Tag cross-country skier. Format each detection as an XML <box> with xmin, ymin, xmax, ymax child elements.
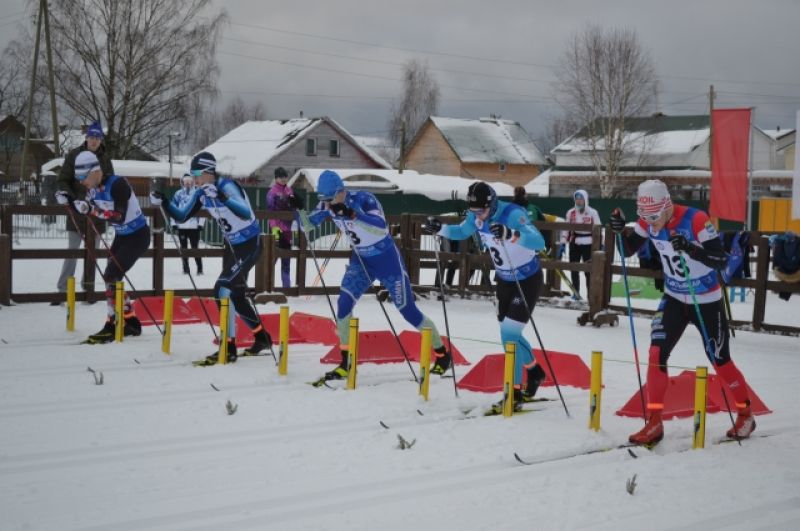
<box><xmin>422</xmin><ymin>181</ymin><xmax>547</xmax><ymax>413</ymax></box>
<box><xmin>152</xmin><ymin>152</ymin><xmax>271</xmax><ymax>364</ymax></box>
<box><xmin>609</xmin><ymin>179</ymin><xmax>756</xmax><ymax>444</ymax></box>
<box><xmin>297</xmin><ymin>170</ymin><xmax>451</xmax><ymax>382</ymax></box>
<box><xmin>55</xmin><ymin>150</ymin><xmax>148</xmax><ymax>344</ymax></box>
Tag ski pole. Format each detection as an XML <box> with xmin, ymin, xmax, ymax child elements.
<box><xmin>538</xmin><ymin>250</ymin><xmax>582</xmax><ymax>300</ymax></box>
<box><xmin>62</xmin><ymin>205</ymin><xmax>109</xmax><ymax>300</ymax></box>
<box><xmin>157</xmin><ymin>204</ymin><xmax>218</xmax><ymax>341</ymax></box>
<box><xmin>84</xmin><ymin>211</ymin><xmax>164</xmax><ymax>336</ymax></box>
<box><xmin>294</xmin><ymin>210</ymin><xmax>338</xmax><ymax>322</ymax></box>
<box><xmin>677</xmin><ymin>250</ymin><xmax>739</xmax><ymax>443</ymax></box>
<box><xmin>305</xmin><ymin>231</ymin><xmax>341</xmax><ymax>301</ymax></box>
<box><xmin>432</xmin><ymin>235</ymin><xmax>458</xmax><ymax>397</ymax></box>
<box><xmin>339</xmin><ymin>229</ymin><xmax>419</xmax><ymax>383</ymax></box>
<box><xmin>497</xmin><ymin>240</ymin><xmax>570</xmax><ymax>418</ymax></box>
<box><xmin>615</xmin><ymin>233</ymin><xmax>647</xmax><ymax>425</ymax></box>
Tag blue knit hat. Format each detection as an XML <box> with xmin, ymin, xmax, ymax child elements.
<box><xmin>86</xmin><ymin>121</ymin><xmax>104</xmax><ymax>138</ymax></box>
<box><xmin>317</xmin><ymin>170</ymin><xmax>345</xmax><ymax>200</ymax></box>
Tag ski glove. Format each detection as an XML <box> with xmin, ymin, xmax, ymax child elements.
<box><xmin>149</xmin><ymin>191</ymin><xmax>164</xmax><ymax>206</ymax></box>
<box><xmin>421</xmin><ymin>216</ymin><xmax>442</xmax><ymax>235</ymax></box>
<box><xmin>200</xmin><ymin>183</ymin><xmax>227</xmax><ymax>202</ymax></box>
<box><xmin>669</xmin><ymin>233</ymin><xmax>693</xmax><ymax>254</ymax></box>
<box><xmin>489</xmin><ymin>223</ymin><xmax>513</xmax><ymax>240</ymax></box>
<box><xmin>609</xmin><ymin>208</ymin><xmax>626</xmax><ymax>233</ymax></box>
<box><xmin>55</xmin><ymin>190</ymin><xmax>72</xmax><ymax>205</ymax></box>
<box><xmin>330</xmin><ymin>202</ymin><xmax>354</xmax><ymax>218</ymax></box>
<box><xmin>271</xmin><ymin>226</ymin><xmax>281</xmax><ymax>239</ymax></box>
<box><xmin>73</xmin><ymin>200</ymin><xmax>91</xmax><ymax>215</ymax></box>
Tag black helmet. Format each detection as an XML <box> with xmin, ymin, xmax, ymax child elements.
<box><xmin>467</xmin><ymin>181</ymin><xmax>497</xmax><ymax>213</ymax></box>
<box><xmin>274</xmin><ymin>166</ymin><xmax>288</xmax><ymax>179</ymax></box>
<box><xmin>190</xmin><ymin>151</ymin><xmax>216</xmax><ymax>175</ymax></box>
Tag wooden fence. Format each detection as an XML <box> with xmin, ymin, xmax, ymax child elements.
<box><xmin>1</xmin><ymin>205</ymin><xmax>798</xmax><ymax>336</ymax></box>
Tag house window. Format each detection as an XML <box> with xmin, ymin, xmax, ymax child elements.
<box><xmin>329</xmin><ymin>139</ymin><xmax>340</xmax><ymax>157</ymax></box>
<box><xmin>306</xmin><ymin>138</ymin><xmax>317</xmax><ymax>156</ymax></box>
<box><xmin>499</xmin><ymin>162</ymin><xmax>507</xmax><ymax>172</ymax></box>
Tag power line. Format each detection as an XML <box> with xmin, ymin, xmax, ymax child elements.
<box><xmin>218</xmin><ymin>49</ymin><xmax>561</xmax><ymax>101</ymax></box>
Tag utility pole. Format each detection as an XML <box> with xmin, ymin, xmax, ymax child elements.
<box><xmin>708</xmin><ymin>85</ymin><xmax>716</xmax><ymax>223</ymax></box>
<box><xmin>398</xmin><ymin>120</ymin><xmax>406</xmax><ymax>174</ymax></box>
<box><xmin>18</xmin><ymin>0</ymin><xmax>60</xmax><ymax>200</ymax></box>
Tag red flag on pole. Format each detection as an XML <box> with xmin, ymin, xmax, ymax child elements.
<box><xmin>709</xmin><ymin>108</ymin><xmax>751</xmax><ymax>222</ymax></box>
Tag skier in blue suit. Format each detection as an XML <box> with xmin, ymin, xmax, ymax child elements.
<box><xmin>297</xmin><ymin>170</ymin><xmax>450</xmax><ymax>381</ymax></box>
<box><xmin>423</xmin><ymin>181</ymin><xmax>547</xmax><ymax>410</ymax></box>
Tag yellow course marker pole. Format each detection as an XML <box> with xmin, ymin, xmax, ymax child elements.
<box><xmin>218</xmin><ymin>298</ymin><xmax>229</xmax><ymax>365</ymax></box>
<box><xmin>346</xmin><ymin>318</ymin><xmax>359</xmax><ymax>390</ymax></box>
<box><xmin>115</xmin><ymin>281</ymin><xmax>124</xmax><ymax>342</ymax></box>
<box><xmin>589</xmin><ymin>351</ymin><xmax>603</xmax><ymax>431</ymax></box>
<box><xmin>161</xmin><ymin>290</ymin><xmax>174</xmax><ymax>354</ymax></box>
<box><xmin>693</xmin><ymin>366</ymin><xmax>708</xmax><ymax>449</ymax></box>
<box><xmin>66</xmin><ymin>276</ymin><xmax>75</xmax><ymax>331</ymax></box>
<box><xmin>278</xmin><ymin>305</ymin><xmax>289</xmax><ymax>375</ymax></box>
<box><xmin>503</xmin><ymin>341</ymin><xmax>515</xmax><ymax>418</ymax></box>
<box><xmin>418</xmin><ymin>327</ymin><xmax>432</xmax><ymax>400</ymax></box>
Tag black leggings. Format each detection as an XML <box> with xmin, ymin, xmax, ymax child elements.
<box><xmin>178</xmin><ymin>228</ymin><xmax>202</xmax><ymax>271</ymax></box>
<box><xmin>214</xmin><ymin>237</ymin><xmax>262</xmax><ymax>331</ymax></box>
<box><xmin>496</xmin><ymin>270</ymin><xmax>543</xmax><ymax>322</ymax></box>
<box><xmin>568</xmin><ymin>242</ymin><xmax>592</xmax><ymax>292</ymax></box>
<box><xmin>104</xmin><ymin>226</ymin><xmax>151</xmax><ymax>283</ymax></box>
<box><xmin>651</xmin><ymin>295</ymin><xmax>730</xmax><ymax>366</ymax></box>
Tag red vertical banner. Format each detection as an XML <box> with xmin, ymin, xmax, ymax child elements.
<box><xmin>709</xmin><ymin>108</ymin><xmax>751</xmax><ymax>222</ymax></box>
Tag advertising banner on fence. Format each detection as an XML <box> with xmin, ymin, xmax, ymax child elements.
<box><xmin>710</xmin><ymin>108</ymin><xmax>751</xmax><ymax>223</ymax></box>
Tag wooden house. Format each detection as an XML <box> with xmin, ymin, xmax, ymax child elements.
<box><xmin>403</xmin><ymin>116</ymin><xmax>545</xmax><ymax>187</ymax></box>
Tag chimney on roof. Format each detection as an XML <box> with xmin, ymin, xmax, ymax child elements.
<box><xmin>299</xmin><ymin>110</ymin><xmax>304</xmax><ymax>118</ymax></box>
<box><xmin>776</xmin><ymin>126</ymin><xmax>781</xmax><ymax>132</ymax></box>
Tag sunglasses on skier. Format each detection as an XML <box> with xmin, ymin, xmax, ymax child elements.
<box><xmin>638</xmin><ymin>208</ymin><xmax>665</xmax><ymax>223</ymax></box>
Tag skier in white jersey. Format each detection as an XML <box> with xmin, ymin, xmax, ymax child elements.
<box><xmin>297</xmin><ymin>170</ymin><xmax>450</xmax><ymax>382</ymax></box>
<box><xmin>422</xmin><ymin>181</ymin><xmax>548</xmax><ymax>413</ymax></box>
<box><xmin>152</xmin><ymin>152</ymin><xmax>271</xmax><ymax>364</ymax></box>
<box><xmin>610</xmin><ymin>179</ymin><xmax>756</xmax><ymax>444</ymax></box>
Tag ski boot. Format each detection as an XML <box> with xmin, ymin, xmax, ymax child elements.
<box><xmin>242</xmin><ymin>327</ymin><xmax>272</xmax><ymax>356</ymax></box>
<box><xmin>124</xmin><ymin>315</ymin><xmax>142</xmax><ymax>337</ymax></box>
<box><xmin>310</xmin><ymin>353</ymin><xmax>349</xmax><ymax>387</ymax></box>
<box><xmin>628</xmin><ymin>410</ymin><xmax>664</xmax><ymax>446</ymax></box>
<box><xmin>196</xmin><ymin>340</ymin><xmax>238</xmax><ymax>366</ymax></box>
<box><xmin>83</xmin><ymin>318</ymin><xmax>116</xmax><ymax>344</ymax></box>
<box><xmin>521</xmin><ymin>364</ymin><xmax>546</xmax><ymax>402</ymax></box>
<box><xmin>487</xmin><ymin>389</ymin><xmax>524</xmax><ymax>416</ymax></box>
<box><xmin>726</xmin><ymin>403</ymin><xmax>756</xmax><ymax>439</ymax></box>
<box><xmin>431</xmin><ymin>347</ymin><xmax>451</xmax><ymax>376</ymax></box>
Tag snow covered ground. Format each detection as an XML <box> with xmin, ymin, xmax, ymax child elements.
<box><xmin>2</xmin><ymin>240</ymin><xmax>800</xmax><ymax>530</ymax></box>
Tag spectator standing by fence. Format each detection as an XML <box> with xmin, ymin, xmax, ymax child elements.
<box><xmin>53</xmin><ymin>121</ymin><xmax>113</xmax><ymax>304</ymax></box>
<box><xmin>171</xmin><ymin>174</ymin><xmax>204</xmax><ymax>275</ymax></box>
<box><xmin>559</xmin><ymin>189</ymin><xmax>600</xmax><ymax>298</ymax></box>
<box><xmin>267</xmin><ymin>167</ymin><xmax>301</xmax><ymax>288</ymax></box>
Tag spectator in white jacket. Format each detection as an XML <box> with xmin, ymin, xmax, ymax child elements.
<box><xmin>559</xmin><ymin>189</ymin><xmax>600</xmax><ymax>297</ymax></box>
<box><xmin>172</xmin><ymin>174</ymin><xmax>205</xmax><ymax>275</ymax></box>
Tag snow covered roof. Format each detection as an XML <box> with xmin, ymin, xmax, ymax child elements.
<box><xmin>291</xmin><ymin>168</ymin><xmax>515</xmax><ymax>201</ymax></box>
<box><xmin>200</xmin><ymin>117</ymin><xmax>390</xmax><ymax>178</ymax></box>
<box><xmin>762</xmin><ymin>128</ymin><xmax>795</xmax><ymax>141</ymax></box>
<box><xmin>42</xmin><ymin>158</ymin><xmax>189</xmax><ymax>179</ymax></box>
<box><xmin>524</xmin><ymin>168</ymin><xmax>551</xmax><ymax>197</ymax></box>
<box><xmin>427</xmin><ymin>116</ymin><xmax>545</xmax><ymax>165</ymax></box>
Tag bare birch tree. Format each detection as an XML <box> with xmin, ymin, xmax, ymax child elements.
<box><xmin>388</xmin><ymin>59</ymin><xmax>440</xmax><ymax>163</ymax></box>
<box><xmin>186</xmin><ymin>96</ymin><xmax>268</xmax><ymax>153</ymax></box>
<box><xmin>555</xmin><ymin>25</ymin><xmax>658</xmax><ymax>197</ymax></box>
<box><xmin>42</xmin><ymin>0</ymin><xmax>226</xmax><ymax>159</ymax></box>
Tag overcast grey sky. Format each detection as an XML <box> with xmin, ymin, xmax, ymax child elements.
<box><xmin>2</xmin><ymin>0</ymin><xmax>799</xmax><ymax>142</ymax></box>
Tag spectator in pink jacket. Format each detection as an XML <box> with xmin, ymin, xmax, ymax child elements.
<box><xmin>266</xmin><ymin>167</ymin><xmax>302</xmax><ymax>287</ymax></box>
